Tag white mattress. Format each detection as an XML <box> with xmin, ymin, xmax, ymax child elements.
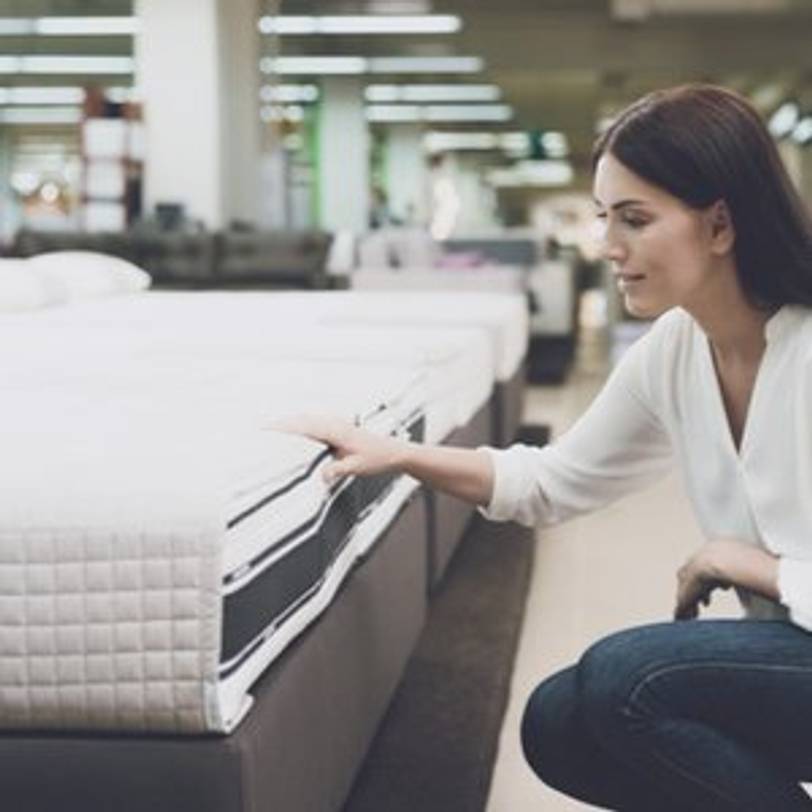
<box><xmin>34</xmin><ymin>289</ymin><xmax>528</xmax><ymax>382</ymax></box>
<box><xmin>0</xmin><ymin>288</ymin><xmax>519</xmax><ymax>734</ymax></box>
<box><xmin>8</xmin><ymin>295</ymin><xmax>495</xmax><ymax>443</ymax></box>
<box><xmin>0</xmin><ymin>338</ymin><xmax>427</xmax><ymax>734</ymax></box>
<box><xmin>303</xmin><ymin>290</ymin><xmax>527</xmax><ymax>382</ymax></box>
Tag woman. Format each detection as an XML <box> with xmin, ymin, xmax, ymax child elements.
<box><xmin>281</xmin><ymin>85</ymin><xmax>812</xmax><ymax>809</ymax></box>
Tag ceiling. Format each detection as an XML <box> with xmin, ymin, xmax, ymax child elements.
<box><xmin>1</xmin><ymin>0</ymin><xmax>811</xmax><ymax>172</ymax></box>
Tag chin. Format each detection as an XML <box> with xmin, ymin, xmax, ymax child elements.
<box><xmin>623</xmin><ymin>295</ymin><xmax>670</xmax><ymax>320</ymax></box>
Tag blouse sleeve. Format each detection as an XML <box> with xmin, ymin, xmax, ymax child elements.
<box><xmin>777</xmin><ymin>559</ymin><xmax>812</xmax><ymax>631</ymax></box>
<box><xmin>480</xmin><ymin>327</ymin><xmax>674</xmax><ymax>527</ymax></box>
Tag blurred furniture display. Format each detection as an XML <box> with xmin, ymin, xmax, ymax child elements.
<box><xmin>81</xmin><ymin>89</ymin><xmax>144</xmax><ymax>232</ymax></box>
<box><xmin>11</xmin><ymin>228</ymin><xmax>334</xmax><ymax>290</ymax></box>
<box><xmin>217</xmin><ymin>230</ymin><xmax>331</xmax><ymax>287</ymax></box>
<box><xmin>353</xmin><ymin>230</ymin><xmax>579</xmax><ymax>383</ymax></box>
<box><xmin>443</xmin><ymin>236</ymin><xmax>537</xmax><ymax>267</ymax></box>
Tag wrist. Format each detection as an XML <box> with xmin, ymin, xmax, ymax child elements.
<box><xmin>392</xmin><ymin>438</ymin><xmax>419</xmax><ymax>474</ymax></box>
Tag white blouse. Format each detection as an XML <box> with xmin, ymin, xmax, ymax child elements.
<box><xmin>483</xmin><ymin>305</ymin><xmax>812</xmax><ymax>631</ymax></box>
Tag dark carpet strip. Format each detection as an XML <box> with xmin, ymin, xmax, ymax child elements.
<box><xmin>343</xmin><ymin>513</ymin><xmax>536</xmax><ymax>812</ymax></box>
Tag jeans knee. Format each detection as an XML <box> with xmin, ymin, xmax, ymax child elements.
<box><xmin>520</xmin><ymin>670</ymin><xmax>580</xmax><ymax>790</ymax></box>
<box><xmin>577</xmin><ymin>628</ymin><xmax>658</xmax><ymax>744</ymax></box>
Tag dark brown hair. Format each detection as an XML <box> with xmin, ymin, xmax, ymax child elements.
<box><xmin>592</xmin><ymin>84</ymin><xmax>812</xmax><ymax>309</ymax></box>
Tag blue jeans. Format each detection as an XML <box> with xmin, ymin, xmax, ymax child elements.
<box><xmin>521</xmin><ymin>620</ymin><xmax>812</xmax><ymax>811</ymax></box>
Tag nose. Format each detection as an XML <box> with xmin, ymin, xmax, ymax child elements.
<box><xmin>598</xmin><ymin>228</ymin><xmax>627</xmax><ymax>265</ymax></box>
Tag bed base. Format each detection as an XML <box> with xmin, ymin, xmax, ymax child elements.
<box><xmin>0</xmin><ymin>495</ymin><xmax>428</xmax><ymax>812</ymax></box>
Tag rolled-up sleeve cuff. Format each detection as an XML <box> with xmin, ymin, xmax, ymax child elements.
<box><xmin>777</xmin><ymin>557</ymin><xmax>812</xmax><ymax>632</ymax></box>
<box><xmin>477</xmin><ymin>445</ymin><xmax>524</xmax><ymax>523</ymax></box>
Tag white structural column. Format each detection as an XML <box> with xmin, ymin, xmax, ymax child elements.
<box><xmin>384</xmin><ymin>123</ymin><xmax>429</xmax><ymax>226</ymax></box>
<box><xmin>135</xmin><ymin>0</ymin><xmax>260</xmax><ymax>229</ymax></box>
<box><xmin>318</xmin><ymin>77</ymin><xmax>369</xmax><ymax>232</ymax></box>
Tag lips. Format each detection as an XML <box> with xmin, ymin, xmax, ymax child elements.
<box><xmin>615</xmin><ymin>273</ymin><xmax>646</xmax><ymax>293</ymax></box>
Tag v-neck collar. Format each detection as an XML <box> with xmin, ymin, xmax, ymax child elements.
<box><xmin>698</xmin><ymin>306</ymin><xmax>787</xmax><ymax>461</ymax></box>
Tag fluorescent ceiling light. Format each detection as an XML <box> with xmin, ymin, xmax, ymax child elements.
<box><xmin>260</xmin><ymin>84</ymin><xmax>319</xmax><ymax>103</ymax></box>
<box><xmin>258</xmin><ymin>15</ymin><xmax>460</xmax><ymax>35</ymax></box>
<box><xmin>0</xmin><ymin>19</ymin><xmax>33</xmax><ymax>34</ymax></box>
<box><xmin>35</xmin><ymin>17</ymin><xmax>138</xmax><ymax>35</ymax></box>
<box><xmin>260</xmin><ymin>104</ymin><xmax>305</xmax><ymax>123</ymax></box>
<box><xmin>0</xmin><ymin>106</ymin><xmax>81</xmax><ymax>125</ymax></box>
<box><xmin>424</xmin><ymin>130</ymin><xmax>530</xmax><ymax>153</ymax></box>
<box><xmin>488</xmin><ymin>160</ymin><xmax>574</xmax><ymax>188</ymax></box>
<box><xmin>423</xmin><ymin>104</ymin><xmax>512</xmax><ymax>122</ymax></box>
<box><xmin>367</xmin><ymin>104</ymin><xmax>512</xmax><ymax>123</ymax></box>
<box><xmin>768</xmin><ymin>101</ymin><xmax>800</xmax><ymax>138</ymax></box>
<box><xmin>0</xmin><ymin>17</ymin><xmax>137</xmax><ymax>35</ymax></box>
<box><xmin>369</xmin><ymin>56</ymin><xmax>483</xmax><ymax>73</ymax></box>
<box><xmin>541</xmin><ymin>131</ymin><xmax>568</xmax><ymax>156</ymax></box>
<box><xmin>0</xmin><ymin>56</ymin><xmax>134</xmax><ymax>74</ymax></box>
<box><xmin>261</xmin><ymin>56</ymin><xmax>366</xmax><ymax>75</ymax></box>
<box><xmin>261</xmin><ymin>56</ymin><xmax>482</xmax><ymax>76</ymax></box>
<box><xmin>0</xmin><ymin>86</ymin><xmax>84</xmax><ymax>105</ymax></box>
<box><xmin>366</xmin><ymin>84</ymin><xmax>501</xmax><ymax>103</ymax></box>
<box><xmin>791</xmin><ymin>116</ymin><xmax>812</xmax><ymax>146</ymax></box>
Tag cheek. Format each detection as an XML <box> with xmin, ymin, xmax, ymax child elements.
<box><xmin>638</xmin><ymin>220</ymin><xmax>708</xmax><ymax>276</ymax></box>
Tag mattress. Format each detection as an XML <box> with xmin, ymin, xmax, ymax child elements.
<box><xmin>0</xmin><ymin>347</ymin><xmax>427</xmax><ymax>734</ymax></box>
<box><xmin>9</xmin><ymin>297</ymin><xmax>494</xmax><ymax>444</ymax></box>
<box><xmin>313</xmin><ymin>291</ymin><xmax>528</xmax><ymax>383</ymax></box>
<box><xmin>33</xmin><ymin>289</ymin><xmax>527</xmax><ymax>383</ymax></box>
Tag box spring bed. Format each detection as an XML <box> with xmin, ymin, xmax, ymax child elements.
<box><xmin>0</xmin><ymin>288</ymin><xmax>528</xmax><ymax>810</ymax></box>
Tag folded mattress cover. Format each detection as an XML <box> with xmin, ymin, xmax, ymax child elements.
<box><xmin>0</xmin><ymin>348</ymin><xmax>426</xmax><ymax>734</ymax></box>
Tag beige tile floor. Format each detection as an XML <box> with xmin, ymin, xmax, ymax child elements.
<box><xmin>485</xmin><ymin>330</ymin><xmax>740</xmax><ymax>812</ymax></box>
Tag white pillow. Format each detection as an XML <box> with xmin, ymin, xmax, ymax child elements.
<box><xmin>0</xmin><ymin>258</ymin><xmax>65</xmax><ymax>312</ymax></box>
<box><xmin>27</xmin><ymin>250</ymin><xmax>151</xmax><ymax>300</ymax></box>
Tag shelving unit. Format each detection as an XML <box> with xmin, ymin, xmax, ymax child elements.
<box><xmin>80</xmin><ymin>88</ymin><xmax>143</xmax><ymax>232</ymax></box>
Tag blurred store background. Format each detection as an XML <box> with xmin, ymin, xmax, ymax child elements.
<box><xmin>0</xmin><ymin>0</ymin><xmax>811</xmax><ymax>379</ymax></box>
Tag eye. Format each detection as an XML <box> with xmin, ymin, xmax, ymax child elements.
<box><xmin>621</xmin><ymin>212</ymin><xmax>649</xmax><ymax>229</ymax></box>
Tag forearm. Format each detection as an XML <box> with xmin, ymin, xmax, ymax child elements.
<box><xmin>708</xmin><ymin>541</ymin><xmax>780</xmax><ymax>602</ymax></box>
<box><xmin>397</xmin><ymin>441</ymin><xmax>495</xmax><ymax>507</ymax></box>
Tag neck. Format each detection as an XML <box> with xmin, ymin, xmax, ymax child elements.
<box><xmin>684</xmin><ymin>272</ymin><xmax>775</xmax><ymax>364</ymax></box>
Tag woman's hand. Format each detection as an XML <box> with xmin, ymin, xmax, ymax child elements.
<box><xmin>674</xmin><ymin>538</ymin><xmax>780</xmax><ymax>620</ymax></box>
<box><xmin>271</xmin><ymin>414</ymin><xmax>407</xmax><ymax>484</ymax></box>
<box><xmin>674</xmin><ymin>541</ymin><xmax>731</xmax><ymax>620</ymax></box>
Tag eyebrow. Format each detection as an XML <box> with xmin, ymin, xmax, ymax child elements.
<box><xmin>593</xmin><ymin>198</ymin><xmax>648</xmax><ymax>210</ymax></box>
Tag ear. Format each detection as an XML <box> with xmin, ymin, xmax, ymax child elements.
<box><xmin>708</xmin><ymin>200</ymin><xmax>735</xmax><ymax>256</ymax></box>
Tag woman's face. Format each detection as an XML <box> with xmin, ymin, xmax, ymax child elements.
<box><xmin>593</xmin><ymin>152</ymin><xmax>724</xmax><ymax>319</ymax></box>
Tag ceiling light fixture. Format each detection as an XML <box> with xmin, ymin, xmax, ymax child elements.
<box><xmin>0</xmin><ymin>17</ymin><xmax>137</xmax><ymax>36</ymax></box>
<box><xmin>258</xmin><ymin>15</ymin><xmax>461</xmax><ymax>35</ymax></box>
<box><xmin>261</xmin><ymin>56</ymin><xmax>367</xmax><ymax>75</ymax></box>
<box><xmin>488</xmin><ymin>160</ymin><xmax>574</xmax><ymax>188</ymax></box>
<box><xmin>768</xmin><ymin>101</ymin><xmax>800</xmax><ymax>138</ymax></box>
<box><xmin>259</xmin><ymin>84</ymin><xmax>320</xmax><ymax>103</ymax></box>
<box><xmin>424</xmin><ymin>131</ymin><xmax>530</xmax><ymax>153</ymax></box>
<box><xmin>0</xmin><ymin>86</ymin><xmax>85</xmax><ymax>105</ymax></box>
<box><xmin>369</xmin><ymin>56</ymin><xmax>483</xmax><ymax>73</ymax></box>
<box><xmin>367</xmin><ymin>104</ymin><xmax>513</xmax><ymax>123</ymax></box>
<box><xmin>0</xmin><ymin>56</ymin><xmax>134</xmax><ymax>74</ymax></box>
<box><xmin>261</xmin><ymin>56</ymin><xmax>483</xmax><ymax>76</ymax></box>
<box><xmin>791</xmin><ymin>116</ymin><xmax>812</xmax><ymax>146</ymax></box>
<box><xmin>0</xmin><ymin>106</ymin><xmax>82</xmax><ymax>125</ymax></box>
<box><xmin>365</xmin><ymin>84</ymin><xmax>501</xmax><ymax>103</ymax></box>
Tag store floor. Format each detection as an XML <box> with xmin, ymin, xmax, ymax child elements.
<box><xmin>485</xmin><ymin>328</ymin><xmax>740</xmax><ymax>811</ymax></box>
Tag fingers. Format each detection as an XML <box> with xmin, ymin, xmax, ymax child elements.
<box><xmin>322</xmin><ymin>456</ymin><xmax>359</xmax><ymax>485</ymax></box>
<box><xmin>267</xmin><ymin>413</ymin><xmax>346</xmax><ymax>444</ymax></box>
